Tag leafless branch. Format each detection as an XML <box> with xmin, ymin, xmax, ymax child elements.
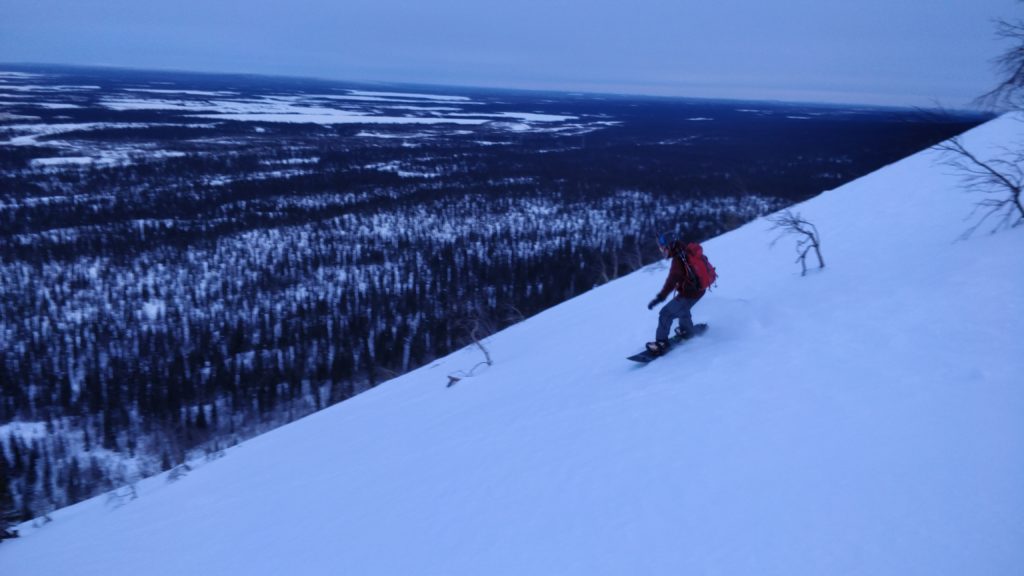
<box><xmin>446</xmin><ymin>304</ymin><xmax>495</xmax><ymax>387</ymax></box>
<box><xmin>935</xmin><ymin>136</ymin><xmax>1024</xmax><ymax>238</ymax></box>
<box><xmin>769</xmin><ymin>210</ymin><xmax>825</xmax><ymax>276</ymax></box>
<box><xmin>976</xmin><ymin>17</ymin><xmax>1024</xmax><ymax>110</ymax></box>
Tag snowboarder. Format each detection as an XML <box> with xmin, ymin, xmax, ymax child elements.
<box><xmin>645</xmin><ymin>234</ymin><xmax>707</xmax><ymax>356</ymax></box>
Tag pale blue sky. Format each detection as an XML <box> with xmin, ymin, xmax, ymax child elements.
<box><xmin>0</xmin><ymin>0</ymin><xmax>1019</xmax><ymax>107</ymax></box>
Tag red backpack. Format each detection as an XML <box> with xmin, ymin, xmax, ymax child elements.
<box><xmin>682</xmin><ymin>242</ymin><xmax>717</xmax><ymax>290</ymax></box>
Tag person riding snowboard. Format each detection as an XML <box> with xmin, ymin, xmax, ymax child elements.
<box><xmin>646</xmin><ymin>233</ymin><xmax>708</xmax><ymax>355</ymax></box>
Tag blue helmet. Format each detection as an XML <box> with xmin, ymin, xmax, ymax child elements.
<box><xmin>657</xmin><ymin>232</ymin><xmax>675</xmax><ymax>250</ymax></box>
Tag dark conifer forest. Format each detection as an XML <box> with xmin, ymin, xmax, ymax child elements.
<box><xmin>0</xmin><ymin>65</ymin><xmax>987</xmax><ymax>523</ymax></box>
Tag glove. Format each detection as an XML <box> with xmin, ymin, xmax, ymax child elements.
<box><xmin>647</xmin><ymin>296</ymin><xmax>664</xmax><ymax>310</ymax></box>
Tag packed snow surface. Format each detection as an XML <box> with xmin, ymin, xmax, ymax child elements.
<box><xmin>3</xmin><ymin>115</ymin><xmax>1023</xmax><ymax>576</ymax></box>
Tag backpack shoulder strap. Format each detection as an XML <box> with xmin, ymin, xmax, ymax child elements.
<box><xmin>674</xmin><ymin>249</ymin><xmax>697</xmax><ymax>285</ymax></box>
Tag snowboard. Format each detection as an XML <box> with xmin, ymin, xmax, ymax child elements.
<box><xmin>627</xmin><ymin>323</ymin><xmax>708</xmax><ymax>363</ymax></box>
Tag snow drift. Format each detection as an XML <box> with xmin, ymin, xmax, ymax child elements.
<box><xmin>3</xmin><ymin>114</ymin><xmax>1023</xmax><ymax>576</ymax></box>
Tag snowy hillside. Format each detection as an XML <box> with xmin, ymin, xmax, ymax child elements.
<box><xmin>3</xmin><ymin>114</ymin><xmax>1023</xmax><ymax>576</ymax></box>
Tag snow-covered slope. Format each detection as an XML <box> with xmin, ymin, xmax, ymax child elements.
<box><xmin>4</xmin><ymin>115</ymin><xmax>1023</xmax><ymax>576</ymax></box>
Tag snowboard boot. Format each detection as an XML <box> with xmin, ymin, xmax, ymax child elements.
<box><xmin>645</xmin><ymin>339</ymin><xmax>670</xmax><ymax>355</ymax></box>
<box><xmin>676</xmin><ymin>323</ymin><xmax>707</xmax><ymax>339</ymax></box>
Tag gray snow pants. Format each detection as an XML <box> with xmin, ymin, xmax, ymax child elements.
<box><xmin>655</xmin><ymin>297</ymin><xmax>699</xmax><ymax>341</ymax></box>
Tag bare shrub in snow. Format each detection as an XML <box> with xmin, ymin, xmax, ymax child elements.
<box><xmin>936</xmin><ymin>136</ymin><xmax>1024</xmax><ymax>237</ymax></box>
<box><xmin>769</xmin><ymin>210</ymin><xmax>825</xmax><ymax>276</ymax></box>
<box><xmin>938</xmin><ymin>10</ymin><xmax>1024</xmax><ymax>236</ymax></box>
<box><xmin>446</xmin><ymin>303</ymin><xmax>497</xmax><ymax>387</ymax></box>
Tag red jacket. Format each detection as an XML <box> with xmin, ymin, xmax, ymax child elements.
<box><xmin>657</xmin><ymin>242</ymin><xmax>706</xmax><ymax>301</ymax></box>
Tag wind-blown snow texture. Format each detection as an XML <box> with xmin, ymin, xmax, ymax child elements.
<box><xmin>4</xmin><ymin>114</ymin><xmax>1023</xmax><ymax>576</ymax></box>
